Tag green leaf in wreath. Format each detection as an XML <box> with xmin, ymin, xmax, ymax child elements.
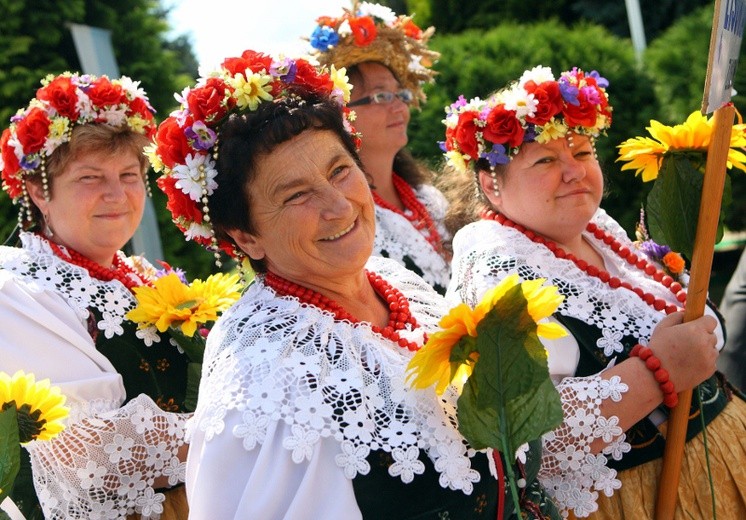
<box><xmin>0</xmin><ymin>406</ymin><xmax>21</xmax><ymax>502</ymax></box>
<box><xmin>647</xmin><ymin>153</ymin><xmax>731</xmax><ymax>260</ymax></box>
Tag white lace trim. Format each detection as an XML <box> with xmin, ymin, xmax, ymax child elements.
<box><xmin>190</xmin><ymin>256</ymin><xmax>484</xmax><ymax>494</ymax></box>
<box><xmin>26</xmin><ymin>395</ymin><xmax>189</xmax><ymax>520</ymax></box>
<box><xmin>0</xmin><ymin>232</ymin><xmax>155</xmax><ymax>340</ymax></box>
<box><xmin>448</xmin><ymin>209</ymin><xmax>660</xmax><ymax>517</ymax></box>
<box><xmin>373</xmin><ymin>184</ymin><xmax>451</xmax><ymax>290</ymax></box>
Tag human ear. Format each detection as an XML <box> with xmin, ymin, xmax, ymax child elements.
<box><xmin>477</xmin><ymin>169</ymin><xmax>502</xmax><ymax>210</ymax></box>
<box><xmin>25</xmin><ymin>179</ymin><xmax>49</xmax><ymax>213</ymax></box>
<box><xmin>226</xmin><ymin>228</ymin><xmax>265</xmax><ymax>261</ymax></box>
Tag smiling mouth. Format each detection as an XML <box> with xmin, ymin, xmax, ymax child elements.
<box><xmin>319</xmin><ymin>221</ymin><xmax>356</xmax><ymax>241</ymax></box>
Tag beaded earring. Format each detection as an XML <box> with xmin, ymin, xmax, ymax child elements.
<box><xmin>489</xmin><ymin>169</ymin><xmax>500</xmax><ymax>197</ymax></box>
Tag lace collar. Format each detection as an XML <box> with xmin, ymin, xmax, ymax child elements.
<box><xmin>190</xmin><ymin>256</ymin><xmax>487</xmax><ymax>494</ymax></box>
<box><xmin>449</xmin><ymin>209</ymin><xmax>677</xmax><ymax>359</ymax></box>
<box><xmin>373</xmin><ymin>184</ymin><xmax>451</xmax><ymax>290</ymax></box>
<box><xmin>0</xmin><ymin>231</ymin><xmax>153</xmax><ymax>340</ymax></box>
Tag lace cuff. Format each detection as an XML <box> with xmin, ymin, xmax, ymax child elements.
<box><xmin>539</xmin><ymin>375</ymin><xmax>631</xmax><ymax>518</ymax></box>
<box><xmin>26</xmin><ymin>394</ymin><xmax>189</xmax><ymax>520</ymax></box>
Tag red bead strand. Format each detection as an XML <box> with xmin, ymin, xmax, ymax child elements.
<box><xmin>44</xmin><ymin>236</ymin><xmax>149</xmax><ymax>291</ymax></box>
<box><xmin>264</xmin><ymin>270</ymin><xmax>424</xmax><ymax>352</ymax></box>
<box><xmin>373</xmin><ymin>173</ymin><xmax>444</xmax><ymax>254</ymax></box>
<box><xmin>629</xmin><ymin>344</ymin><xmax>679</xmax><ymax>408</ymax></box>
<box><xmin>480</xmin><ymin>209</ymin><xmax>685</xmax><ymax>316</ymax></box>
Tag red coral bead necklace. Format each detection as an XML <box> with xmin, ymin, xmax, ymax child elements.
<box><xmin>43</xmin><ymin>235</ymin><xmax>149</xmax><ymax>291</ymax></box>
<box><xmin>372</xmin><ymin>173</ymin><xmax>444</xmax><ymax>255</ymax></box>
<box><xmin>480</xmin><ymin>209</ymin><xmax>686</xmax><ymax>315</ymax></box>
<box><xmin>264</xmin><ymin>270</ymin><xmax>424</xmax><ymax>352</ymax></box>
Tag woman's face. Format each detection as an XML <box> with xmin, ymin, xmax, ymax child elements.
<box><xmin>484</xmin><ymin>135</ymin><xmax>604</xmax><ymax>245</ymax></box>
<box><xmin>28</xmin><ymin>150</ymin><xmax>146</xmax><ymax>265</ymax></box>
<box><xmin>229</xmin><ymin>129</ymin><xmax>376</xmax><ymax>288</ymax></box>
<box><xmin>349</xmin><ymin>62</ymin><xmax>410</xmax><ymax>159</ymax></box>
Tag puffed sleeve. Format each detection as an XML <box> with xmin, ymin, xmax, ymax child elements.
<box><xmin>186</xmin><ymin>409</ymin><xmax>361</xmax><ymax>520</ymax></box>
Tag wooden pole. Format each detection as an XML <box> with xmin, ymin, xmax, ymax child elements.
<box><xmin>654</xmin><ymin>103</ymin><xmax>735</xmax><ymax>519</ymax></box>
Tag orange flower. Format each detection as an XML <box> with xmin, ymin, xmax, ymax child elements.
<box><xmin>662</xmin><ymin>251</ymin><xmax>686</xmax><ymax>274</ymax></box>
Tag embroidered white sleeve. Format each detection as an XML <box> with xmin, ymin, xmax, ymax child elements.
<box><xmin>538</xmin><ymin>375</ymin><xmax>629</xmax><ymax>518</ymax></box>
<box><xmin>26</xmin><ymin>395</ymin><xmax>189</xmax><ymax>520</ymax></box>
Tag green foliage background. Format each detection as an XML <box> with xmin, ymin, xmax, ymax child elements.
<box><xmin>0</xmin><ymin>0</ymin><xmax>743</xmax><ymax>276</ymax></box>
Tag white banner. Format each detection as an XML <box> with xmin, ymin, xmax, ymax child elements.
<box><xmin>703</xmin><ymin>0</ymin><xmax>746</xmax><ymax>113</ymax></box>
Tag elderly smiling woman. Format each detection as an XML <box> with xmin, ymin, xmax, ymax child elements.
<box><xmin>151</xmin><ymin>50</ymin><xmax>559</xmax><ymax>519</ymax></box>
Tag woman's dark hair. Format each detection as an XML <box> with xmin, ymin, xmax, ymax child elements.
<box><xmin>209</xmin><ymin>90</ymin><xmax>361</xmax><ymax>273</ymax></box>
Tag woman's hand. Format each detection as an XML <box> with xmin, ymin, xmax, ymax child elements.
<box><xmin>648</xmin><ymin>311</ymin><xmax>718</xmax><ymax>392</ymax></box>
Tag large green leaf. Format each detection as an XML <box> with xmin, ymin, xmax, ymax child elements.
<box><xmin>647</xmin><ymin>153</ymin><xmax>731</xmax><ymax>259</ymax></box>
<box><xmin>184</xmin><ymin>362</ymin><xmax>202</xmax><ymax>413</ymax></box>
<box><xmin>0</xmin><ymin>406</ymin><xmax>20</xmax><ymax>502</ymax></box>
<box><xmin>456</xmin><ymin>285</ymin><xmax>563</xmax><ymax>454</ymax></box>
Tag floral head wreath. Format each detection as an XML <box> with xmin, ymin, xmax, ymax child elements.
<box><xmin>441</xmin><ymin>66</ymin><xmax>613</xmax><ymax>174</ymax></box>
<box><xmin>308</xmin><ymin>1</ymin><xmax>439</xmax><ymax>107</ymax></box>
<box><xmin>148</xmin><ymin>49</ymin><xmax>358</xmax><ymax>263</ymax></box>
<box><xmin>0</xmin><ymin>72</ymin><xmax>157</xmax><ymax>226</ymax></box>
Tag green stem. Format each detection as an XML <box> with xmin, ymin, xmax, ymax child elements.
<box><xmin>697</xmin><ymin>385</ymin><xmax>716</xmax><ymax>519</ymax></box>
<box><xmin>499</xmin><ymin>410</ymin><xmax>522</xmax><ymax>517</ymax></box>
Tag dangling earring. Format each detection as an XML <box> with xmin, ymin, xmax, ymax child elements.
<box><xmin>489</xmin><ymin>170</ymin><xmax>500</xmax><ymax>197</ymax></box>
<box><xmin>43</xmin><ymin>213</ymin><xmax>54</xmax><ymax>237</ymax></box>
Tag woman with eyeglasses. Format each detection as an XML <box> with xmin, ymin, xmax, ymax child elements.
<box><xmin>308</xmin><ymin>1</ymin><xmax>451</xmax><ymax>294</ymax></box>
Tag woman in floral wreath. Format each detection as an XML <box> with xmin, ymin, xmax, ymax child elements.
<box><xmin>0</xmin><ymin>73</ymin><xmax>190</xmax><ymax>519</ymax></box>
<box><xmin>151</xmin><ymin>49</ymin><xmax>561</xmax><ymax>519</ymax></box>
<box><xmin>307</xmin><ymin>1</ymin><xmax>451</xmax><ymax>294</ymax></box>
<box><xmin>440</xmin><ymin>65</ymin><xmax>746</xmax><ymax>518</ymax></box>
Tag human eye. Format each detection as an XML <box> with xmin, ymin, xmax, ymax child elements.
<box><xmin>122</xmin><ymin>171</ymin><xmax>142</xmax><ymax>182</ymax></box>
<box><xmin>283</xmin><ymin>190</ymin><xmax>308</xmax><ymax>204</ymax></box>
<box><xmin>532</xmin><ymin>156</ymin><xmax>554</xmax><ymax>166</ymax></box>
<box><xmin>372</xmin><ymin>91</ymin><xmax>394</xmax><ymax>104</ymax></box>
<box><xmin>330</xmin><ymin>164</ymin><xmax>351</xmax><ymax>181</ymax></box>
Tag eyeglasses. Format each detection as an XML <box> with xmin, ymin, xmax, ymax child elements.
<box><xmin>347</xmin><ymin>89</ymin><xmax>414</xmax><ymax>107</ymax></box>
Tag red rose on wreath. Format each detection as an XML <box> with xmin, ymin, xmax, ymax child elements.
<box><xmin>188</xmin><ymin>78</ymin><xmax>232</xmax><ymax>123</ymax></box>
<box><xmin>157</xmin><ymin>175</ymin><xmax>203</xmax><ymax>224</ymax></box>
<box><xmin>350</xmin><ymin>17</ymin><xmax>377</xmax><ymax>46</ymax></box>
<box><xmin>0</xmin><ymin>130</ymin><xmax>21</xmax><ymax>197</ymax></box>
<box><xmin>87</xmin><ymin>77</ymin><xmax>126</xmax><ymax>108</ymax></box>
<box><xmin>562</xmin><ymin>86</ymin><xmax>605</xmax><ymax>128</ymax></box>
<box><xmin>36</xmin><ymin>76</ymin><xmax>79</xmax><ymax>119</ymax></box>
<box><xmin>15</xmin><ymin>107</ymin><xmax>51</xmax><ymax>154</ymax></box>
<box><xmin>453</xmin><ymin>110</ymin><xmax>482</xmax><ymax>160</ymax></box>
<box><xmin>222</xmin><ymin>50</ymin><xmax>273</xmax><ymax>77</ymax></box>
<box><xmin>524</xmin><ymin>81</ymin><xmax>563</xmax><ymax>127</ymax></box>
<box><xmin>155</xmin><ymin>118</ymin><xmax>192</xmax><ymax>170</ymax></box>
<box><xmin>293</xmin><ymin>60</ymin><xmax>334</xmax><ymax>95</ymax></box>
<box><xmin>484</xmin><ymin>105</ymin><xmax>525</xmax><ymax>149</ymax></box>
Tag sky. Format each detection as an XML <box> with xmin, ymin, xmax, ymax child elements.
<box><xmin>166</xmin><ymin>0</ymin><xmax>349</xmax><ymax>70</ymax></box>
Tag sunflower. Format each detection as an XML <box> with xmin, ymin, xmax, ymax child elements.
<box><xmin>0</xmin><ymin>371</ymin><xmax>69</xmax><ymax>443</ymax></box>
<box><xmin>406</xmin><ymin>274</ymin><xmax>566</xmax><ymax>394</ymax></box>
<box><xmin>617</xmin><ymin>110</ymin><xmax>746</xmax><ymax>181</ymax></box>
<box><xmin>127</xmin><ymin>272</ymin><xmax>242</xmax><ymax>337</ymax></box>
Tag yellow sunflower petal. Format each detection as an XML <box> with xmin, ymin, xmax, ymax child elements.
<box><xmin>537</xmin><ymin>322</ymin><xmax>569</xmax><ymax>340</ymax></box>
<box><xmin>0</xmin><ymin>371</ymin><xmax>69</xmax><ymax>443</ymax></box>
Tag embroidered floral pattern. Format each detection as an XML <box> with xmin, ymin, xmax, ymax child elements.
<box><xmin>190</xmin><ymin>257</ymin><xmax>483</xmax><ymax>493</ymax></box>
